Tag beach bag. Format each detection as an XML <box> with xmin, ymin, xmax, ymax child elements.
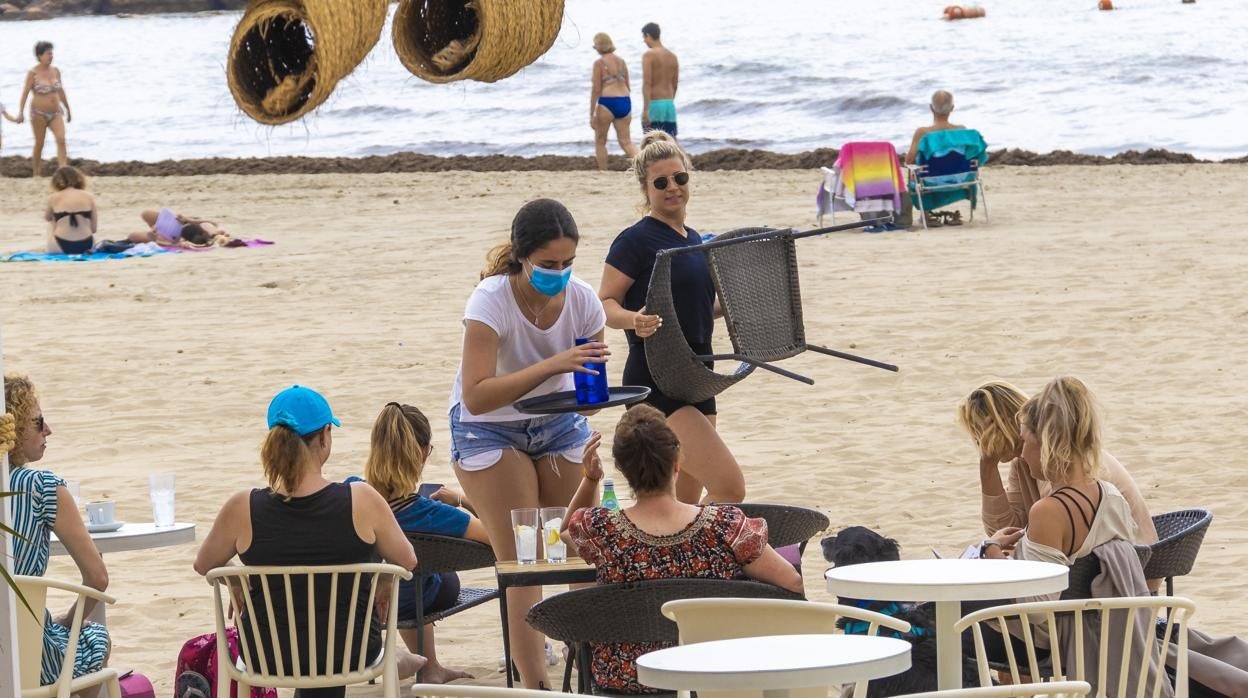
<box><xmin>175</xmin><ymin>628</ymin><xmax>277</xmax><ymax>698</ymax></box>
<box><xmin>120</xmin><ymin>671</ymin><xmax>156</xmax><ymax>698</ymax></box>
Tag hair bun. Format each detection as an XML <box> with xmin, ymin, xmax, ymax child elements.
<box><xmin>641</xmin><ymin>130</ymin><xmax>675</xmax><ymax>149</ymax></box>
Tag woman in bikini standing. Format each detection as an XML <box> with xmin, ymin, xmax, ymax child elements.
<box><xmin>18</xmin><ymin>41</ymin><xmax>72</xmax><ymax>178</ymax></box>
<box><xmin>589</xmin><ymin>33</ymin><xmax>639</xmax><ymax>172</ymax></box>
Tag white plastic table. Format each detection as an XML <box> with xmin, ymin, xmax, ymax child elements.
<box><xmin>636</xmin><ymin>633</ymin><xmax>911</xmax><ymax>698</ymax></box>
<box><xmin>51</xmin><ymin>522</ymin><xmax>196</xmax><ymax>556</ymax></box>
<box><xmin>825</xmin><ymin>558</ymin><xmax>1068</xmax><ymax>690</ymax></box>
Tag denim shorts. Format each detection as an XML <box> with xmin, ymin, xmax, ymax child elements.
<box><xmin>449</xmin><ymin>403</ymin><xmax>592</xmax><ymax>471</ymax></box>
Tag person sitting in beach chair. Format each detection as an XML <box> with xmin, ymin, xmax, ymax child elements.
<box><xmin>562</xmin><ymin>406</ymin><xmax>803</xmax><ymax>694</ymax></box>
<box><xmin>127</xmin><ymin>207</ymin><xmax>235</xmax><ymax>248</ymax></box>
<box><xmin>904</xmin><ymin>90</ymin><xmax>988</xmax><ymax>228</ymax></box>
<box><xmin>347</xmin><ymin>401</ymin><xmax>492</xmax><ymax>684</ymax></box>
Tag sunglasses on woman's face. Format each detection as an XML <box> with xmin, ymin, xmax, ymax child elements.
<box><xmin>651</xmin><ymin>171</ymin><xmax>690</xmax><ymax>190</ymax></box>
<box><xmin>32</xmin><ymin>415</ymin><xmax>46</xmax><ymax>431</ymax></box>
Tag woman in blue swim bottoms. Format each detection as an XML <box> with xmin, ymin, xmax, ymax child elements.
<box><xmin>589</xmin><ymin>32</ymin><xmax>639</xmax><ymax>171</ymax></box>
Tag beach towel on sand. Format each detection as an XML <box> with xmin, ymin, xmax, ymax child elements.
<box><xmin>2</xmin><ymin>239</ymin><xmax>273</xmax><ymax>262</ymax></box>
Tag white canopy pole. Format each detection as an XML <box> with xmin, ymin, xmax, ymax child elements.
<box><xmin>1</xmin><ymin>325</ymin><xmax>21</xmax><ymax>698</ymax></box>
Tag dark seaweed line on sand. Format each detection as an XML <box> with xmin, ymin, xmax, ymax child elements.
<box><xmin>2</xmin><ymin>148</ymin><xmax>1245</xmax><ymax>178</ymax></box>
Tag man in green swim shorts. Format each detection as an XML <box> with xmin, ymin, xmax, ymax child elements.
<box><xmin>641</xmin><ymin>22</ymin><xmax>679</xmax><ymax>137</ymax></box>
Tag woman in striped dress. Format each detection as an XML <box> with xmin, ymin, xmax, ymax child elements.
<box><xmin>3</xmin><ymin>373</ymin><xmax>111</xmax><ymax>684</ymax></box>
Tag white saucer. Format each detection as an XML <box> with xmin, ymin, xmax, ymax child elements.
<box><xmin>86</xmin><ymin>520</ymin><xmax>125</xmax><ymax>533</ymax></box>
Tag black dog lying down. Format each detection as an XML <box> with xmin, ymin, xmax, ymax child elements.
<box><xmin>822</xmin><ymin>526</ymin><xmax>978</xmax><ymax>696</ymax></box>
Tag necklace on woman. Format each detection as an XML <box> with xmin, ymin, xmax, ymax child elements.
<box><xmin>512</xmin><ymin>274</ymin><xmax>555</xmax><ymax>323</ymax></box>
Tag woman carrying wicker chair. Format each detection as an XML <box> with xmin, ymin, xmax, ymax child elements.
<box><xmin>957</xmin><ymin>379</ymin><xmax>1159</xmax><ymax>591</ymax></box>
<box><xmin>599</xmin><ymin>130</ymin><xmax>745</xmax><ymax>505</ymax></box>
<box><xmin>563</xmin><ymin>405</ymin><xmax>802</xmax><ymax>694</ymax></box>
<box><xmin>349</xmin><ymin>402</ymin><xmax>491</xmax><ymax>684</ymax></box>
<box><xmin>588</xmin><ymin>32</ymin><xmax>639</xmax><ymax>171</ymax></box>
<box><xmin>449</xmin><ymin>199</ymin><xmax>609</xmax><ymax>690</ymax></box>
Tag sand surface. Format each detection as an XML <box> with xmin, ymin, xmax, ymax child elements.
<box><xmin>1</xmin><ymin>164</ymin><xmax>1245</xmax><ymax>694</ymax></box>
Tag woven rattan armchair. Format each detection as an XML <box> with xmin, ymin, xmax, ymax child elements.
<box><xmin>1143</xmin><ymin>509</ymin><xmax>1213</xmax><ymax>597</ymax></box>
<box><xmin>1061</xmin><ymin>544</ymin><xmax>1153</xmax><ymax>600</ymax></box>
<box><xmin>526</xmin><ymin>578</ymin><xmax>804</xmax><ymax>694</ymax></box>
<box><xmin>398</xmin><ymin>533</ymin><xmax>500</xmax><ymax>665</ymax></box>
<box><xmin>644</xmin><ymin>222</ymin><xmax>897</xmax><ymax>405</ymax></box>
<box><xmin>732</xmin><ymin>502</ymin><xmax>829</xmax><ymax>555</ymax></box>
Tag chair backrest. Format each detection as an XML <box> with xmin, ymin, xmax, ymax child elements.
<box><xmin>645</xmin><ymin>245</ymin><xmax>755</xmax><ymax>404</ymax></box>
<box><xmin>406</xmin><ymin>533</ymin><xmax>497</xmax><ymax>575</ymax></box>
<box><xmin>526</xmin><ymin>578</ymin><xmax>803</xmax><ymax>646</ymax></box>
<box><xmin>893</xmin><ymin>680</ymin><xmax>1092</xmax><ymax>698</ymax></box>
<box><xmin>731</xmin><ymin>502</ymin><xmax>829</xmax><ymax>551</ymax></box>
<box><xmin>1144</xmin><ymin>509</ymin><xmax>1212</xmax><ymax>580</ymax></box>
<box><xmin>955</xmin><ymin>596</ymin><xmax>1195</xmax><ymax>698</ymax></box>
<box><xmin>662</xmin><ymin>598</ymin><xmax>910</xmax><ymax>698</ymax></box>
<box><xmin>14</xmin><ymin>575</ymin><xmax>117</xmax><ymax>695</ymax></box>
<box><xmin>206</xmin><ymin>563</ymin><xmax>411</xmax><ymax>695</ymax></box>
<box><xmin>1061</xmin><ymin>544</ymin><xmax>1152</xmax><ymax>600</ymax></box>
<box><xmin>704</xmin><ymin>227</ymin><xmax>807</xmax><ymax>362</ymax></box>
<box><xmin>409</xmin><ymin>684</ymin><xmax>582</xmax><ymax>698</ymax></box>
<box><xmin>914</xmin><ymin>128</ymin><xmax>988</xmax><ymax>173</ymax></box>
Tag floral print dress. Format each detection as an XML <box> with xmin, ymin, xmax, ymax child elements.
<box><xmin>566</xmin><ymin>505</ymin><xmax>768</xmax><ymax>694</ymax></box>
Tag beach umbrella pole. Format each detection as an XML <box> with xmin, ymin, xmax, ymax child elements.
<box><xmin>0</xmin><ymin>325</ymin><xmax>19</xmax><ymax>698</ymax></box>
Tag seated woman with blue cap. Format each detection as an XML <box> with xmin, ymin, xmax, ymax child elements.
<box><xmin>194</xmin><ymin>385</ymin><xmax>426</xmax><ymax>697</ymax></box>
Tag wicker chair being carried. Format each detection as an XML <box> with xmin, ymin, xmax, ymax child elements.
<box><xmin>526</xmin><ymin>578</ymin><xmax>803</xmax><ymax>694</ymax></box>
<box><xmin>645</xmin><ymin>222</ymin><xmax>898</xmax><ymax>405</ymax></box>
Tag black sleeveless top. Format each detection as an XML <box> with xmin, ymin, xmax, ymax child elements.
<box><xmin>238</xmin><ymin>483</ymin><xmax>379</xmax><ymax>674</ymax></box>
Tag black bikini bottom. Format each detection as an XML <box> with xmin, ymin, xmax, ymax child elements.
<box><xmin>56</xmin><ymin>236</ymin><xmax>93</xmax><ymax>254</ymax></box>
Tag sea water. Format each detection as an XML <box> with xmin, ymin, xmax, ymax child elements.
<box><xmin>0</xmin><ymin>0</ymin><xmax>1243</xmax><ymax>162</ymax></box>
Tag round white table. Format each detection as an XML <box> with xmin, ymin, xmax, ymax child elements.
<box><xmin>51</xmin><ymin>522</ymin><xmax>196</xmax><ymax>556</ymax></box>
<box><xmin>636</xmin><ymin>633</ymin><xmax>911</xmax><ymax>698</ymax></box>
<box><xmin>825</xmin><ymin>558</ymin><xmax>1068</xmax><ymax>690</ymax></box>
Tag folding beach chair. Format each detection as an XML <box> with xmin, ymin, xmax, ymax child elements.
<box><xmin>817</xmin><ymin>142</ymin><xmax>905</xmax><ymax>227</ymax></box>
<box><xmin>907</xmin><ymin>128</ymin><xmax>990</xmax><ymax>229</ymax></box>
<box><xmin>644</xmin><ymin>221</ymin><xmax>899</xmax><ymax>405</ymax></box>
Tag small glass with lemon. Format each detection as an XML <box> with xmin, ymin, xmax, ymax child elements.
<box><xmin>511</xmin><ymin>508</ymin><xmax>539</xmax><ymax>564</ymax></box>
<box><xmin>541</xmin><ymin>506</ymin><xmax>568</xmax><ymax>563</ymax></box>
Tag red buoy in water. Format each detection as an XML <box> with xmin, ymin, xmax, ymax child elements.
<box><xmin>1098</xmin><ymin>0</ymin><xmax>1114</xmax><ymax>9</ymax></box>
<box><xmin>943</xmin><ymin>5</ymin><xmax>986</xmax><ymax>19</ymax></box>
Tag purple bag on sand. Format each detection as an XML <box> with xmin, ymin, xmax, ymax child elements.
<box><xmin>119</xmin><ymin>671</ymin><xmax>155</xmax><ymax>698</ymax></box>
<box><xmin>174</xmin><ymin>628</ymin><xmax>277</xmax><ymax>698</ymax></box>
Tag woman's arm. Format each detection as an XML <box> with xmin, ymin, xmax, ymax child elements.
<box><xmin>459</xmin><ymin>320</ymin><xmax>607</xmax><ymax>415</ymax></box>
<box><xmin>357</xmin><ymin>485</ymin><xmax>418</xmax><ymax>570</ymax></box>
<box><xmin>599</xmin><ymin>264</ymin><xmax>661</xmax><ymax>335</ymax></box>
<box><xmin>982</xmin><ymin>458</ymin><xmax>1031</xmax><ymax>537</ymax></box>
<box><xmin>50</xmin><ymin>487</ymin><xmax>108</xmax><ymax>624</ymax></box>
<box><xmin>89</xmin><ymin>198</ymin><xmax>98</xmax><ymax>235</ymax></box>
<box><xmin>193</xmin><ymin>491</ymin><xmax>249</xmax><ymax>575</ymax></box>
<box><xmin>57</xmin><ymin>69</ymin><xmax>70</xmax><ymax>121</ymax></box>
<box><xmin>589</xmin><ymin>61</ymin><xmax>602</xmax><ymax>125</ymax></box>
<box><xmin>18</xmin><ymin>71</ymin><xmax>33</xmax><ymax>117</ymax></box>
<box><xmin>743</xmin><ymin>547</ymin><xmax>803</xmax><ymax>595</ymax></box>
<box><xmin>562</xmin><ymin>432</ymin><xmax>604</xmax><ymax>532</ymax></box>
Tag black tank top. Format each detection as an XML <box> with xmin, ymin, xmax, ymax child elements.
<box><xmin>238</xmin><ymin>483</ymin><xmax>380</xmax><ymax>674</ymax></box>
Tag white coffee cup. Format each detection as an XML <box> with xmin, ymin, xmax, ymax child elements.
<box><xmin>85</xmin><ymin>501</ymin><xmax>115</xmax><ymax>526</ymax></box>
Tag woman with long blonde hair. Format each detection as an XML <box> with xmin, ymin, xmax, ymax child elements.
<box><xmin>351</xmin><ymin>402</ymin><xmax>489</xmax><ymax>683</ymax></box>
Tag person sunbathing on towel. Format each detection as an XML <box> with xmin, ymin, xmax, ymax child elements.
<box><xmin>127</xmin><ymin>208</ymin><xmax>234</xmax><ymax>247</ymax></box>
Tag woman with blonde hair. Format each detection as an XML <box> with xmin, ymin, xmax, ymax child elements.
<box><xmin>349</xmin><ymin>401</ymin><xmax>489</xmax><ymax>683</ymax></box>
<box><xmin>194</xmin><ymin>385</ymin><xmax>425</xmax><ymax>697</ymax></box>
<box><xmin>957</xmin><ymin>379</ymin><xmax>1158</xmax><ymax>566</ymax></box>
<box><xmin>3</xmin><ymin>373</ymin><xmax>111</xmax><ymax>686</ymax></box>
<box><xmin>43</xmin><ymin>165</ymin><xmax>97</xmax><ymax>254</ymax></box>
<box><xmin>589</xmin><ymin>32</ymin><xmax>639</xmax><ymax>171</ymax></box>
<box><xmin>599</xmin><ymin>130</ymin><xmax>746</xmax><ymax>505</ymax></box>
<box><xmin>449</xmin><ymin>198</ymin><xmax>608</xmax><ymax>689</ymax></box>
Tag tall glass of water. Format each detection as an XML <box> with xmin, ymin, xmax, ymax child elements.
<box><xmin>150</xmin><ymin>472</ymin><xmax>176</xmax><ymax>527</ymax></box>
<box><xmin>541</xmin><ymin>506</ymin><xmax>567</xmax><ymax>563</ymax></box>
<box><xmin>511</xmin><ymin>508</ymin><xmax>539</xmax><ymax>564</ymax></box>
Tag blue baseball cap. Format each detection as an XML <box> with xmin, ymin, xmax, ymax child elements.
<box><xmin>267</xmin><ymin>385</ymin><xmax>342</xmax><ymax>437</ymax></box>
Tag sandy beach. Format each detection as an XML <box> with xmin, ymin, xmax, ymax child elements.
<box><xmin>1</xmin><ymin>163</ymin><xmax>1246</xmax><ymax>694</ymax></box>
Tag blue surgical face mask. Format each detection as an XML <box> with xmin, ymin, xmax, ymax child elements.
<box><xmin>528</xmin><ymin>262</ymin><xmax>573</xmax><ymax>296</ymax></box>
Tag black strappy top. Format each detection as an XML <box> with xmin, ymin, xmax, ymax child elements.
<box><xmin>1049</xmin><ymin>482</ymin><xmax>1103</xmax><ymax>556</ymax></box>
<box><xmin>52</xmin><ymin>209</ymin><xmax>92</xmax><ymax>227</ymax></box>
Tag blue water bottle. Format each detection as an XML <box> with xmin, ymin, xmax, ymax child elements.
<box><xmin>573</xmin><ymin>337</ymin><xmax>610</xmax><ymax>404</ymax></box>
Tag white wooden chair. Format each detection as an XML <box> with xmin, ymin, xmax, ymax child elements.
<box><xmin>410</xmin><ymin>685</ymin><xmax>581</xmax><ymax>698</ymax></box>
<box><xmin>955</xmin><ymin>596</ymin><xmax>1195</xmax><ymax>698</ymax></box>
<box><xmin>661</xmin><ymin>597</ymin><xmax>913</xmax><ymax>698</ymax></box>
<box><xmin>895</xmin><ymin>680</ymin><xmax>1092</xmax><ymax>698</ymax></box>
<box><xmin>206</xmin><ymin>563</ymin><xmax>412</xmax><ymax>698</ymax></box>
<box><xmin>14</xmin><ymin>575</ymin><xmax>121</xmax><ymax>698</ymax></box>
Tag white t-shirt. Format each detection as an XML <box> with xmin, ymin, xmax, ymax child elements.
<box><xmin>449</xmin><ymin>273</ymin><xmax>607</xmax><ymax>422</ymax></box>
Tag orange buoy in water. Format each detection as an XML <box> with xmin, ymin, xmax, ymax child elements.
<box><xmin>1098</xmin><ymin>0</ymin><xmax>1114</xmax><ymax>9</ymax></box>
<box><xmin>943</xmin><ymin>5</ymin><xmax>986</xmax><ymax>19</ymax></box>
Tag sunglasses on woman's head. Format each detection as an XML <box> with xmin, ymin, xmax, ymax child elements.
<box><xmin>651</xmin><ymin>172</ymin><xmax>690</xmax><ymax>190</ymax></box>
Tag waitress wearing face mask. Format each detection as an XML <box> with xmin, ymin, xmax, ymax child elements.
<box><xmin>448</xmin><ymin>198</ymin><xmax>608</xmax><ymax>690</ymax></box>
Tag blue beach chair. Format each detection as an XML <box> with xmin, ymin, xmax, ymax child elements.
<box><xmin>907</xmin><ymin>128</ymin><xmax>990</xmax><ymax>229</ymax></box>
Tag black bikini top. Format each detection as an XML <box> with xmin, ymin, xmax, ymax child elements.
<box><xmin>1049</xmin><ymin>482</ymin><xmax>1103</xmax><ymax>556</ymax></box>
<box><xmin>52</xmin><ymin>209</ymin><xmax>93</xmax><ymax>227</ymax></box>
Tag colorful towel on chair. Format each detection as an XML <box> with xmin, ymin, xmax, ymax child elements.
<box><xmin>909</xmin><ymin>128</ymin><xmax>989</xmax><ymax>211</ymax></box>
<box><xmin>2</xmin><ymin>239</ymin><xmax>273</xmax><ymax>262</ymax></box>
<box><xmin>834</xmin><ymin>141</ymin><xmax>905</xmax><ymax>211</ymax></box>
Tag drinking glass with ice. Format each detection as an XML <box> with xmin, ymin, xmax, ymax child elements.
<box><xmin>511</xmin><ymin>508</ymin><xmax>539</xmax><ymax>564</ymax></box>
<box><xmin>541</xmin><ymin>506</ymin><xmax>567</xmax><ymax>563</ymax></box>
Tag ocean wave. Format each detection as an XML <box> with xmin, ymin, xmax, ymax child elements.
<box><xmin>795</xmin><ymin>95</ymin><xmax>912</xmax><ymax>117</ymax></box>
<box><xmin>702</xmin><ymin>60</ymin><xmax>790</xmax><ymax>76</ymax></box>
<box><xmin>329</xmin><ymin>105</ymin><xmax>419</xmax><ymax>119</ymax></box>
